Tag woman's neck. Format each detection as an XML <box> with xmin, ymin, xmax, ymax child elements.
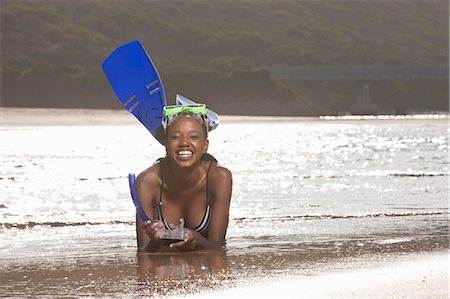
<box><xmin>164</xmin><ymin>159</ymin><xmax>205</xmax><ymax>191</ymax></box>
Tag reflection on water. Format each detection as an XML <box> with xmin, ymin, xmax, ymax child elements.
<box><xmin>0</xmin><ymin>226</ymin><xmax>447</xmax><ymax>297</ymax></box>
<box><xmin>136</xmin><ymin>250</ymin><xmax>231</xmax><ymax>297</ymax></box>
<box><xmin>0</xmin><ymin>217</ymin><xmax>448</xmax><ymax>297</ymax></box>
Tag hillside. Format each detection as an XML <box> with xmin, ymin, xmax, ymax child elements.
<box><xmin>1</xmin><ymin>0</ymin><xmax>448</xmax><ymax>115</ymax></box>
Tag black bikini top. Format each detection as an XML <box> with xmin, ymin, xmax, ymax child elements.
<box><xmin>154</xmin><ymin>160</ymin><xmax>214</xmax><ymax>235</ymax></box>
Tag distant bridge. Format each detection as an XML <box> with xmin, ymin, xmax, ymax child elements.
<box><xmin>268</xmin><ymin>64</ymin><xmax>449</xmax><ymax>113</ymax></box>
<box><xmin>269</xmin><ymin>65</ymin><xmax>448</xmax><ymax>80</ymax></box>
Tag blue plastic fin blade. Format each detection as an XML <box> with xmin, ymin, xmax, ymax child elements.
<box><xmin>102</xmin><ymin>40</ymin><xmax>166</xmax><ymax>144</ymax></box>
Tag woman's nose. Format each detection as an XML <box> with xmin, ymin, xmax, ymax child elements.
<box><xmin>179</xmin><ymin>136</ymin><xmax>189</xmax><ymax>145</ymax></box>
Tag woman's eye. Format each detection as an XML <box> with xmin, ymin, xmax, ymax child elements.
<box><xmin>190</xmin><ymin>134</ymin><xmax>201</xmax><ymax>140</ymax></box>
<box><xmin>169</xmin><ymin>134</ymin><xmax>180</xmax><ymax>140</ymax></box>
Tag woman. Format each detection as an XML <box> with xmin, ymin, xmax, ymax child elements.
<box><xmin>135</xmin><ymin>103</ymin><xmax>232</xmax><ymax>251</ymax></box>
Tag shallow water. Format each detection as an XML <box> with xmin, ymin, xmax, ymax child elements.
<box><xmin>0</xmin><ymin>112</ymin><xmax>448</xmax><ymax>296</ymax></box>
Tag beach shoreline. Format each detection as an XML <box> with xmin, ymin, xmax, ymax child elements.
<box><xmin>179</xmin><ymin>250</ymin><xmax>449</xmax><ymax>299</ymax></box>
<box><xmin>1</xmin><ymin>249</ymin><xmax>448</xmax><ymax>298</ymax></box>
<box><xmin>0</xmin><ymin>107</ymin><xmax>448</xmax><ymax>126</ymax></box>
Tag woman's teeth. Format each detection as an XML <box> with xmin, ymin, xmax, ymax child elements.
<box><xmin>178</xmin><ymin>150</ymin><xmax>193</xmax><ymax>156</ymax></box>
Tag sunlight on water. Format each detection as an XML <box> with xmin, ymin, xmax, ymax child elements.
<box><xmin>0</xmin><ymin>113</ymin><xmax>448</xmax><ymax>297</ymax></box>
<box><xmin>0</xmin><ymin>117</ymin><xmax>448</xmax><ymax>253</ymax></box>
<box><xmin>1</xmin><ymin>118</ymin><xmax>448</xmax><ymax>228</ymax></box>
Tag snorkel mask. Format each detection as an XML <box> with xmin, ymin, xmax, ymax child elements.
<box><xmin>162</xmin><ymin>103</ymin><xmax>209</xmax><ymax>133</ymax></box>
<box><xmin>162</xmin><ymin>94</ymin><xmax>219</xmax><ymax>134</ymax></box>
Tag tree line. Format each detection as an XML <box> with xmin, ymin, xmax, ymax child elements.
<box><xmin>1</xmin><ymin>0</ymin><xmax>448</xmax><ymax>115</ymax></box>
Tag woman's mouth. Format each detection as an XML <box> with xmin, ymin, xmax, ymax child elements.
<box><xmin>177</xmin><ymin>150</ymin><xmax>193</xmax><ymax>157</ymax></box>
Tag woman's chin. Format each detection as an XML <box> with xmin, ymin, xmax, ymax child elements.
<box><xmin>172</xmin><ymin>158</ymin><xmax>197</xmax><ymax>168</ymax></box>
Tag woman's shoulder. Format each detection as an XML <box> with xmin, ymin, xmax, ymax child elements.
<box><xmin>202</xmin><ymin>154</ymin><xmax>231</xmax><ymax>177</ymax></box>
<box><xmin>208</xmin><ymin>162</ymin><xmax>232</xmax><ymax>184</ymax></box>
<box><xmin>207</xmin><ymin>162</ymin><xmax>232</xmax><ymax>206</ymax></box>
<box><xmin>136</xmin><ymin>162</ymin><xmax>162</xmax><ymax>189</ymax></box>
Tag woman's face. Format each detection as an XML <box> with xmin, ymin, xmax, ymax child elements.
<box><xmin>165</xmin><ymin>116</ymin><xmax>209</xmax><ymax>168</ymax></box>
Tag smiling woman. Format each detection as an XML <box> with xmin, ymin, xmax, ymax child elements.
<box><xmin>134</xmin><ymin>102</ymin><xmax>233</xmax><ymax>252</ymax></box>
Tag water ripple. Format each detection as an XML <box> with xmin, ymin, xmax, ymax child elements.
<box><xmin>233</xmin><ymin>210</ymin><xmax>449</xmax><ymax>223</ymax></box>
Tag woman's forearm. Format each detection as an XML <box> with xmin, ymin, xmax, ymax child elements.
<box><xmin>196</xmin><ymin>233</ymin><xmax>225</xmax><ymax>250</ymax></box>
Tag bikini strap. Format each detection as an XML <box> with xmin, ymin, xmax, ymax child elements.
<box><xmin>157</xmin><ymin>159</ymin><xmax>171</xmax><ymax>229</ymax></box>
<box><xmin>205</xmin><ymin>161</ymin><xmax>214</xmax><ymax>205</ymax></box>
<box><xmin>158</xmin><ymin>159</ymin><xmax>164</xmax><ymax>206</ymax></box>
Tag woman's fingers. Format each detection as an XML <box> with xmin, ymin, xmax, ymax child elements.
<box><xmin>142</xmin><ymin>220</ymin><xmax>164</xmax><ymax>238</ymax></box>
<box><xmin>169</xmin><ymin>229</ymin><xmax>196</xmax><ymax>250</ymax></box>
<box><xmin>169</xmin><ymin>239</ymin><xmax>188</xmax><ymax>249</ymax></box>
<box><xmin>142</xmin><ymin>220</ymin><xmax>153</xmax><ymax>229</ymax></box>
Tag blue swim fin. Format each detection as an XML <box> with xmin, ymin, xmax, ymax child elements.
<box><xmin>102</xmin><ymin>40</ymin><xmax>166</xmax><ymax>144</ymax></box>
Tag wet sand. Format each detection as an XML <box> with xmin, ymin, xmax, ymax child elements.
<box><xmin>179</xmin><ymin>251</ymin><xmax>449</xmax><ymax>299</ymax></box>
<box><xmin>1</xmin><ymin>249</ymin><xmax>448</xmax><ymax>298</ymax></box>
<box><xmin>0</xmin><ymin>107</ymin><xmax>136</xmax><ymax>126</ymax></box>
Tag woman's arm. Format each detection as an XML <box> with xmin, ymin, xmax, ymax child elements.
<box><xmin>135</xmin><ymin>167</ymin><xmax>165</xmax><ymax>251</ymax></box>
<box><xmin>205</xmin><ymin>165</ymin><xmax>233</xmax><ymax>245</ymax></box>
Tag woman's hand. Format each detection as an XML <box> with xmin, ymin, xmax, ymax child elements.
<box><xmin>168</xmin><ymin>228</ymin><xmax>198</xmax><ymax>251</ymax></box>
<box><xmin>142</xmin><ymin>220</ymin><xmax>165</xmax><ymax>240</ymax></box>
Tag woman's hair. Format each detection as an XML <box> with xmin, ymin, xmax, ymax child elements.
<box><xmin>200</xmin><ymin>153</ymin><xmax>218</xmax><ymax>163</ymax></box>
